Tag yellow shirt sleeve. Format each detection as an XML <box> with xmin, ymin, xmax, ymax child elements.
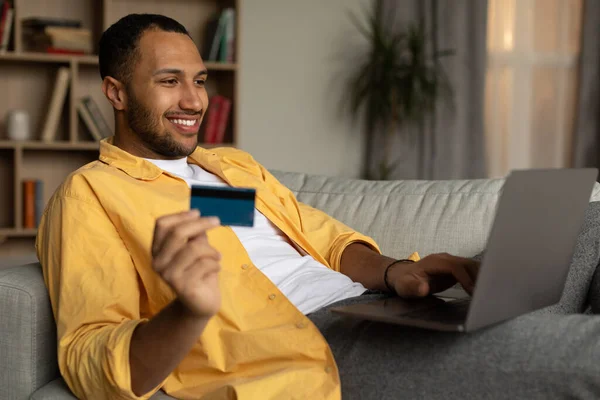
<box><xmin>255</xmin><ymin>163</ymin><xmax>382</xmax><ymax>272</ymax></box>
<box><xmin>296</xmin><ymin>202</ymin><xmax>381</xmax><ymax>272</ymax></box>
<box><xmin>36</xmin><ymin>190</ymin><xmax>165</xmax><ymax>400</ymax></box>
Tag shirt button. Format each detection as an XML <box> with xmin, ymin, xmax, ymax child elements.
<box><xmin>268</xmin><ymin>294</ymin><xmax>276</xmax><ymax>300</ymax></box>
<box><xmin>241</xmin><ymin>264</ymin><xmax>249</xmax><ymax>270</ymax></box>
<box><xmin>296</xmin><ymin>321</ymin><xmax>306</xmax><ymax>329</ymax></box>
<box><xmin>325</xmin><ymin>366</ymin><xmax>332</xmax><ymax>373</ymax></box>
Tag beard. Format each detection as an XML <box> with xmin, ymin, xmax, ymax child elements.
<box><xmin>126</xmin><ymin>87</ymin><xmax>200</xmax><ymax>159</ymax></box>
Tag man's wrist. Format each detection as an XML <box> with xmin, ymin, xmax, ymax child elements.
<box><xmin>384</xmin><ymin>259</ymin><xmax>416</xmax><ymax>294</ymax></box>
<box><xmin>173</xmin><ymin>299</ymin><xmax>213</xmax><ymax>325</ymax></box>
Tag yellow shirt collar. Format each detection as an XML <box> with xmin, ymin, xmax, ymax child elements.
<box><xmin>98</xmin><ymin>136</ymin><xmax>226</xmax><ymax>182</ymax></box>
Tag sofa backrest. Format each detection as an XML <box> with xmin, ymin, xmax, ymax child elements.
<box><xmin>272</xmin><ymin>170</ymin><xmax>600</xmax><ymax>258</ymax></box>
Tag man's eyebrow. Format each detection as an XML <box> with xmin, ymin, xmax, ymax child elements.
<box><xmin>153</xmin><ymin>68</ymin><xmax>183</xmax><ymax>76</ymax></box>
<box><xmin>152</xmin><ymin>68</ymin><xmax>208</xmax><ymax>77</ymax></box>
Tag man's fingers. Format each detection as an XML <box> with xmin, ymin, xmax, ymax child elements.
<box><xmin>432</xmin><ymin>254</ymin><xmax>479</xmax><ymax>289</ymax></box>
<box><xmin>158</xmin><ymin>246</ymin><xmax>221</xmax><ymax>282</ymax></box>
<box><xmin>152</xmin><ymin>210</ymin><xmax>200</xmax><ymax>254</ymax></box>
<box><xmin>421</xmin><ymin>262</ymin><xmax>475</xmax><ymax>295</ymax></box>
<box><xmin>186</xmin><ymin>259</ymin><xmax>221</xmax><ymax>281</ymax></box>
<box><xmin>448</xmin><ymin>266</ymin><xmax>475</xmax><ymax>294</ymax></box>
<box><xmin>165</xmin><ymin>239</ymin><xmax>222</xmax><ymax>274</ymax></box>
<box><xmin>153</xmin><ymin>217</ymin><xmax>220</xmax><ymax>267</ymax></box>
<box><xmin>452</xmin><ymin>258</ymin><xmax>479</xmax><ymax>284</ymax></box>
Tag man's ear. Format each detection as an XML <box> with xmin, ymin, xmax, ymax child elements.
<box><xmin>102</xmin><ymin>77</ymin><xmax>127</xmax><ymax>111</ymax></box>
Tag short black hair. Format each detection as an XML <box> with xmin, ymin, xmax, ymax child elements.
<box><xmin>99</xmin><ymin>14</ymin><xmax>191</xmax><ymax>82</ymax></box>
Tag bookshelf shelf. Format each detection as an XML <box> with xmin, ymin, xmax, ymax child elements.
<box><xmin>0</xmin><ymin>52</ymin><xmax>98</xmax><ymax>64</ymax></box>
<box><xmin>205</xmin><ymin>62</ymin><xmax>237</xmax><ymax>71</ymax></box>
<box><xmin>0</xmin><ymin>140</ymin><xmax>100</xmax><ymax>150</ymax></box>
<box><xmin>0</xmin><ymin>0</ymin><xmax>240</xmax><ymax>258</ymax></box>
<box><xmin>0</xmin><ymin>228</ymin><xmax>36</xmax><ymax>237</ymax></box>
<box><xmin>0</xmin><ymin>52</ymin><xmax>237</xmax><ymax>71</ymax></box>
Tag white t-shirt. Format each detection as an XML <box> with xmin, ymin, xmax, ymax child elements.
<box><xmin>145</xmin><ymin>157</ymin><xmax>367</xmax><ymax>314</ymax></box>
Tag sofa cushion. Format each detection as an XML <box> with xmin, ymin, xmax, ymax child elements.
<box><xmin>272</xmin><ymin>171</ymin><xmax>600</xmax><ymax>258</ymax></box>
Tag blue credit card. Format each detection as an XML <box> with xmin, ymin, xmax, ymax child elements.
<box><xmin>190</xmin><ymin>185</ymin><xmax>256</xmax><ymax>227</ymax></box>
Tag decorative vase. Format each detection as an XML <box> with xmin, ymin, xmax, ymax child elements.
<box><xmin>6</xmin><ymin>110</ymin><xmax>32</xmax><ymax>141</ymax></box>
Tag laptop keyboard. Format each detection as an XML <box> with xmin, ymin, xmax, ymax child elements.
<box><xmin>401</xmin><ymin>298</ymin><xmax>471</xmax><ymax>324</ymax></box>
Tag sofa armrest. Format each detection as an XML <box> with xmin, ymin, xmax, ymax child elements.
<box><xmin>31</xmin><ymin>378</ymin><xmax>178</xmax><ymax>400</ymax></box>
<box><xmin>0</xmin><ymin>263</ymin><xmax>58</xmax><ymax>400</ymax></box>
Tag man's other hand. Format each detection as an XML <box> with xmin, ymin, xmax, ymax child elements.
<box><xmin>151</xmin><ymin>210</ymin><xmax>222</xmax><ymax>319</ymax></box>
<box><xmin>390</xmin><ymin>253</ymin><xmax>480</xmax><ymax>298</ymax></box>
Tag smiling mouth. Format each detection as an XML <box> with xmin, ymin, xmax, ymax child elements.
<box><xmin>167</xmin><ymin>118</ymin><xmax>199</xmax><ymax>127</ymax></box>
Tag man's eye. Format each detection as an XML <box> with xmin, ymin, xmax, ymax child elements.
<box><xmin>163</xmin><ymin>79</ymin><xmax>177</xmax><ymax>85</ymax></box>
<box><xmin>195</xmin><ymin>79</ymin><xmax>206</xmax><ymax>86</ymax></box>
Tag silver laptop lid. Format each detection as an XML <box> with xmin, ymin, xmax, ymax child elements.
<box><xmin>465</xmin><ymin>169</ymin><xmax>597</xmax><ymax>331</ymax></box>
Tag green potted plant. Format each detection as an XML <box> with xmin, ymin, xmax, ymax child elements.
<box><xmin>344</xmin><ymin>0</ymin><xmax>453</xmax><ymax>179</ymax></box>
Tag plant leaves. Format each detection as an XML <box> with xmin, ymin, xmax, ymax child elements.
<box><xmin>339</xmin><ymin>1</ymin><xmax>455</xmax><ymax>178</ymax></box>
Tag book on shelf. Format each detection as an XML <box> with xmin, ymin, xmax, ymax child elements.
<box><xmin>45</xmin><ymin>47</ymin><xmax>85</xmax><ymax>55</ymax></box>
<box><xmin>0</xmin><ymin>1</ymin><xmax>14</xmax><ymax>53</ymax></box>
<box><xmin>203</xmin><ymin>8</ymin><xmax>235</xmax><ymax>63</ymax></box>
<box><xmin>22</xmin><ymin>17</ymin><xmax>91</xmax><ymax>54</ymax></box>
<box><xmin>221</xmin><ymin>9</ymin><xmax>235</xmax><ymax>63</ymax></box>
<box><xmin>76</xmin><ymin>98</ymin><xmax>103</xmax><ymax>141</ymax></box>
<box><xmin>81</xmin><ymin>96</ymin><xmax>113</xmax><ymax>138</ymax></box>
<box><xmin>35</xmin><ymin>180</ymin><xmax>44</xmax><ymax>227</ymax></box>
<box><xmin>214</xmin><ymin>96</ymin><xmax>231</xmax><ymax>143</ymax></box>
<box><xmin>22</xmin><ymin>179</ymin><xmax>43</xmax><ymax>229</ymax></box>
<box><xmin>22</xmin><ymin>17</ymin><xmax>82</xmax><ymax>29</ymax></box>
<box><xmin>40</xmin><ymin>67</ymin><xmax>71</xmax><ymax>142</ymax></box>
<box><xmin>203</xmin><ymin>95</ymin><xmax>231</xmax><ymax>144</ymax></box>
<box><xmin>201</xmin><ymin>17</ymin><xmax>219</xmax><ymax>61</ymax></box>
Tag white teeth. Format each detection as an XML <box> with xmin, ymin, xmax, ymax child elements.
<box><xmin>170</xmin><ymin>119</ymin><xmax>195</xmax><ymax>127</ymax></box>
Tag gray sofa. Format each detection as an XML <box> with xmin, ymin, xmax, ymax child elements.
<box><xmin>2</xmin><ymin>170</ymin><xmax>600</xmax><ymax>399</ymax></box>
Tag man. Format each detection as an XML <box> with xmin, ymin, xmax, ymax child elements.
<box><xmin>37</xmin><ymin>13</ymin><xmax>600</xmax><ymax>400</ymax></box>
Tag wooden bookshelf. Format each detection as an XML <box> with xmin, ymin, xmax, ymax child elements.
<box><xmin>0</xmin><ymin>0</ymin><xmax>240</xmax><ymax>258</ymax></box>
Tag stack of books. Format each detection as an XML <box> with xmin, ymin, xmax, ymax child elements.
<box><xmin>22</xmin><ymin>17</ymin><xmax>92</xmax><ymax>55</ymax></box>
<box><xmin>202</xmin><ymin>95</ymin><xmax>232</xmax><ymax>144</ymax></box>
<box><xmin>0</xmin><ymin>1</ymin><xmax>14</xmax><ymax>53</ymax></box>
<box><xmin>202</xmin><ymin>8</ymin><xmax>235</xmax><ymax>63</ymax></box>
<box><xmin>22</xmin><ymin>179</ymin><xmax>43</xmax><ymax>229</ymax></box>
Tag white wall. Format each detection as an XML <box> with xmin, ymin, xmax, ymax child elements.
<box><xmin>238</xmin><ymin>0</ymin><xmax>369</xmax><ymax>178</ymax></box>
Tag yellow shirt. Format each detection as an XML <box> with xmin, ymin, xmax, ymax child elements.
<box><xmin>36</xmin><ymin>138</ymin><xmax>382</xmax><ymax>400</ymax></box>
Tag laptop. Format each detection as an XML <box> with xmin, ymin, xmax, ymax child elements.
<box><xmin>331</xmin><ymin>169</ymin><xmax>598</xmax><ymax>332</ymax></box>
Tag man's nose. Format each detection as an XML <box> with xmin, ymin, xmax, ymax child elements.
<box><xmin>180</xmin><ymin>83</ymin><xmax>203</xmax><ymax>112</ymax></box>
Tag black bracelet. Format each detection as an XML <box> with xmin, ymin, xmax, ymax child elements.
<box><xmin>384</xmin><ymin>259</ymin><xmax>416</xmax><ymax>293</ymax></box>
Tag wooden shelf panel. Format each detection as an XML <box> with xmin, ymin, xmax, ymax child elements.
<box><xmin>204</xmin><ymin>62</ymin><xmax>237</xmax><ymax>71</ymax></box>
<box><xmin>0</xmin><ymin>53</ymin><xmax>237</xmax><ymax>71</ymax></box>
<box><xmin>0</xmin><ymin>141</ymin><xmax>100</xmax><ymax>150</ymax></box>
<box><xmin>0</xmin><ymin>52</ymin><xmax>98</xmax><ymax>65</ymax></box>
<box><xmin>0</xmin><ymin>150</ymin><xmax>15</xmax><ymax>230</ymax></box>
<box><xmin>0</xmin><ymin>228</ymin><xmax>36</xmax><ymax>238</ymax></box>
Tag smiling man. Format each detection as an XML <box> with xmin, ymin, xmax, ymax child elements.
<box><xmin>36</xmin><ymin>13</ymin><xmax>600</xmax><ymax>400</ymax></box>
